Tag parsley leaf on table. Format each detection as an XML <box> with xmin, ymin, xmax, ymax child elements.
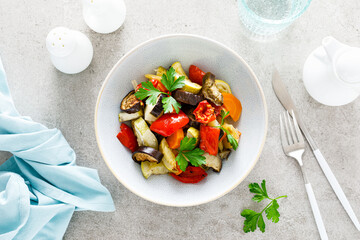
<box><xmin>135</xmin><ymin>67</ymin><xmax>185</xmax><ymax>114</ymax></box>
<box><xmin>241</xmin><ymin>180</ymin><xmax>287</xmax><ymax>233</ymax></box>
<box><xmin>265</xmin><ymin>200</ymin><xmax>280</xmax><ymax>223</ymax></box>
<box><xmin>214</xmin><ymin>110</ymin><xmax>239</xmax><ymax>150</ymax></box>
<box><xmin>249</xmin><ymin>180</ymin><xmax>268</xmax><ymax>202</ymax></box>
<box><xmin>242</xmin><ymin>210</ymin><xmax>265</xmax><ymax>233</ymax></box>
<box><xmin>176</xmin><ymin>137</ymin><xmax>206</xmax><ymax>171</ymax></box>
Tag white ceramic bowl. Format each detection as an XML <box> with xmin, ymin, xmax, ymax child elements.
<box><xmin>95</xmin><ymin>34</ymin><xmax>267</xmax><ymax>207</ymax></box>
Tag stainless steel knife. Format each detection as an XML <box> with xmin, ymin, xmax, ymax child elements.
<box><xmin>272</xmin><ymin>69</ymin><xmax>360</xmax><ymax>231</ymax></box>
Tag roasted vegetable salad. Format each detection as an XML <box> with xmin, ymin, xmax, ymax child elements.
<box><xmin>116</xmin><ymin>62</ymin><xmax>242</xmax><ymax>183</ymax></box>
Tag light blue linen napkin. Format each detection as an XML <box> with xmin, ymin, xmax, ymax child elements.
<box><xmin>0</xmin><ymin>57</ymin><xmax>115</xmax><ymax>240</ymax></box>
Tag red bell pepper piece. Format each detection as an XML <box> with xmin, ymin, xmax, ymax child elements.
<box><xmin>199</xmin><ymin>125</ymin><xmax>220</xmax><ymax>156</ymax></box>
<box><xmin>135</xmin><ymin>79</ymin><xmax>168</xmax><ymax>93</ymax></box>
<box><xmin>170</xmin><ymin>166</ymin><xmax>207</xmax><ymax>183</ymax></box>
<box><xmin>193</xmin><ymin>100</ymin><xmax>216</xmax><ymax>124</ymax></box>
<box><xmin>189</xmin><ymin>65</ymin><xmax>206</xmax><ymax>86</ymax></box>
<box><xmin>150</xmin><ymin>111</ymin><xmax>189</xmax><ymax>137</ymax></box>
<box><xmin>116</xmin><ymin>123</ymin><xmax>139</xmax><ymax>152</ymax></box>
<box><xmin>152</xmin><ymin>79</ymin><xmax>168</xmax><ymax>93</ymax></box>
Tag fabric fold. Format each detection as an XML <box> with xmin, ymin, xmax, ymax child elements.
<box><xmin>0</xmin><ymin>57</ymin><xmax>115</xmax><ymax>240</ymax></box>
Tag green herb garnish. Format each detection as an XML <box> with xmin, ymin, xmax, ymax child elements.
<box><xmin>135</xmin><ymin>67</ymin><xmax>185</xmax><ymax>114</ymax></box>
<box><xmin>241</xmin><ymin>180</ymin><xmax>287</xmax><ymax>233</ymax></box>
<box><xmin>214</xmin><ymin>110</ymin><xmax>239</xmax><ymax>150</ymax></box>
<box><xmin>135</xmin><ymin>81</ymin><xmax>162</xmax><ymax>105</ymax></box>
<box><xmin>160</xmin><ymin>67</ymin><xmax>185</xmax><ymax>92</ymax></box>
<box><xmin>176</xmin><ymin>137</ymin><xmax>206</xmax><ymax>171</ymax></box>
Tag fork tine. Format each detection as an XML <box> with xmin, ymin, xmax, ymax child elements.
<box><xmin>286</xmin><ymin>111</ymin><xmax>297</xmax><ymax>143</ymax></box>
<box><xmin>291</xmin><ymin>110</ymin><xmax>304</xmax><ymax>144</ymax></box>
<box><xmin>283</xmin><ymin>112</ymin><xmax>293</xmax><ymax>144</ymax></box>
<box><xmin>279</xmin><ymin>113</ymin><xmax>288</xmax><ymax>147</ymax></box>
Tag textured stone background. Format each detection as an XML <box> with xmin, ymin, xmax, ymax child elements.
<box><xmin>1</xmin><ymin>0</ymin><xmax>360</xmax><ymax>239</ymax></box>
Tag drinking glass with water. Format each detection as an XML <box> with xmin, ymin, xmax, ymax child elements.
<box><xmin>238</xmin><ymin>0</ymin><xmax>312</xmax><ymax>36</ymax></box>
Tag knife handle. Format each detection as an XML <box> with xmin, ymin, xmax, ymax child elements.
<box><xmin>305</xmin><ymin>183</ymin><xmax>328</xmax><ymax>240</ymax></box>
<box><xmin>314</xmin><ymin>149</ymin><xmax>360</xmax><ymax>231</ymax></box>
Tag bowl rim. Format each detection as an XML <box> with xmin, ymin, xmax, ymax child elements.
<box><xmin>94</xmin><ymin>33</ymin><xmax>268</xmax><ymax>207</ymax></box>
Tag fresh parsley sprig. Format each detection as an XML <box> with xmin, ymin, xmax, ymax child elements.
<box><xmin>241</xmin><ymin>180</ymin><xmax>287</xmax><ymax>233</ymax></box>
<box><xmin>161</xmin><ymin>67</ymin><xmax>185</xmax><ymax>92</ymax></box>
<box><xmin>176</xmin><ymin>137</ymin><xmax>206</xmax><ymax>171</ymax></box>
<box><xmin>214</xmin><ymin>110</ymin><xmax>239</xmax><ymax>150</ymax></box>
<box><xmin>134</xmin><ymin>67</ymin><xmax>185</xmax><ymax>114</ymax></box>
<box><xmin>135</xmin><ymin>81</ymin><xmax>162</xmax><ymax>105</ymax></box>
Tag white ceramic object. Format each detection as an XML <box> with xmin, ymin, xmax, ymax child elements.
<box><xmin>303</xmin><ymin>36</ymin><xmax>360</xmax><ymax>106</ymax></box>
<box><xmin>95</xmin><ymin>34</ymin><xmax>268</xmax><ymax>207</ymax></box>
<box><xmin>82</xmin><ymin>0</ymin><xmax>126</xmax><ymax>34</ymax></box>
<box><xmin>46</xmin><ymin>27</ymin><xmax>93</xmax><ymax>74</ymax></box>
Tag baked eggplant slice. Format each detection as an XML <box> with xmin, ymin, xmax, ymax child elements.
<box><xmin>121</xmin><ymin>90</ymin><xmax>143</xmax><ymax>113</ymax></box>
<box><xmin>202</xmin><ymin>72</ymin><xmax>223</xmax><ymax>106</ymax></box>
<box><xmin>173</xmin><ymin>90</ymin><xmax>204</xmax><ymax>106</ymax></box>
<box><xmin>185</xmin><ymin>114</ymin><xmax>200</xmax><ymax>129</ymax></box>
<box><xmin>219</xmin><ymin>149</ymin><xmax>231</xmax><ymax>160</ymax></box>
<box><xmin>132</xmin><ymin>146</ymin><xmax>163</xmax><ymax>163</ymax></box>
<box><xmin>203</xmin><ymin>152</ymin><xmax>222</xmax><ymax>172</ymax></box>
<box><xmin>218</xmin><ymin>129</ymin><xmax>225</xmax><ymax>141</ymax></box>
<box><xmin>150</xmin><ymin>94</ymin><xmax>165</xmax><ymax>117</ymax></box>
<box><xmin>182</xmin><ymin>106</ymin><xmax>200</xmax><ymax>129</ymax></box>
<box><xmin>144</xmin><ymin>94</ymin><xmax>164</xmax><ymax>124</ymax></box>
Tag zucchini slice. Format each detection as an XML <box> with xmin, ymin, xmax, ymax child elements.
<box><xmin>181</xmin><ymin>79</ymin><xmax>202</xmax><ymax>94</ymax></box>
<box><xmin>159</xmin><ymin>138</ymin><xmax>178</xmax><ymax>172</ymax></box>
<box><xmin>141</xmin><ymin>161</ymin><xmax>169</xmax><ymax>179</ymax></box>
<box><xmin>171</xmin><ymin>62</ymin><xmax>188</xmax><ymax>79</ymax></box>
<box><xmin>132</xmin><ymin>117</ymin><xmax>158</xmax><ymax>150</ymax></box>
<box><xmin>145</xmin><ymin>74</ymin><xmax>161</xmax><ymax>81</ymax></box>
<box><xmin>119</xmin><ymin>110</ymin><xmax>143</xmax><ymax>122</ymax></box>
<box><xmin>156</xmin><ymin>66</ymin><xmax>167</xmax><ymax>76</ymax></box>
<box><xmin>186</xmin><ymin>127</ymin><xmax>200</xmax><ymax>145</ymax></box>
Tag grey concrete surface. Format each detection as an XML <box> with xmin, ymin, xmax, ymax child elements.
<box><xmin>1</xmin><ymin>0</ymin><xmax>360</xmax><ymax>239</ymax></box>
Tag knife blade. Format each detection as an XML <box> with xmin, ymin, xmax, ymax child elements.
<box><xmin>272</xmin><ymin>69</ymin><xmax>360</xmax><ymax>231</ymax></box>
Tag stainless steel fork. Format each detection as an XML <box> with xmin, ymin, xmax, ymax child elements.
<box><xmin>280</xmin><ymin>110</ymin><xmax>328</xmax><ymax>240</ymax></box>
